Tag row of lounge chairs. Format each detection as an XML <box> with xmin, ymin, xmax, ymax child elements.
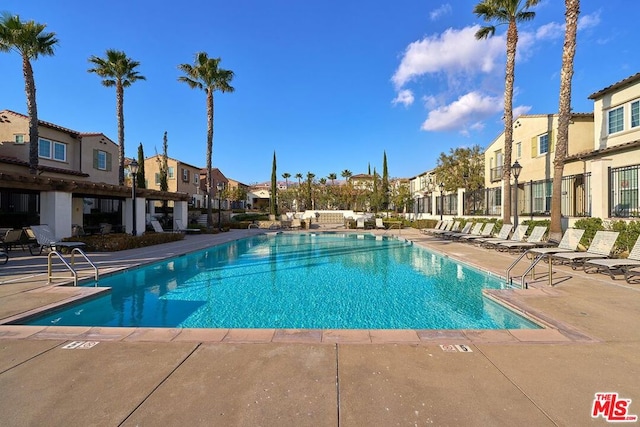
<box><xmin>421</xmin><ymin>219</ymin><xmax>640</xmax><ymax>283</ymax></box>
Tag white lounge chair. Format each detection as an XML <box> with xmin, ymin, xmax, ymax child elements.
<box><xmin>150</xmin><ymin>219</ymin><xmax>182</xmax><ymax>233</ymax></box>
<box><xmin>585</xmin><ymin>234</ymin><xmax>640</xmax><ymax>282</ymax></box>
<box><xmin>356</xmin><ymin>218</ymin><xmax>366</xmax><ymax>230</ymax></box>
<box><xmin>496</xmin><ymin>226</ymin><xmax>551</xmax><ymax>253</ymax></box>
<box><xmin>175</xmin><ymin>219</ymin><xmax>201</xmax><ymax>234</ymax></box>
<box><xmin>473</xmin><ymin>224</ymin><xmax>513</xmax><ymax>247</ymax></box>
<box><xmin>28</xmin><ymin>225</ymin><xmax>86</xmax><ymax>255</ymax></box>
<box><xmin>550</xmin><ymin>230</ymin><xmax>619</xmax><ymax>270</ymax></box>
<box><xmin>375</xmin><ymin>218</ymin><xmax>385</xmax><ymax>230</ymax></box>
<box><xmin>459</xmin><ymin>222</ymin><xmax>495</xmax><ymax>243</ymax></box>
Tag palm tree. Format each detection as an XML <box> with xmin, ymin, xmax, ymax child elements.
<box><xmin>0</xmin><ymin>13</ymin><xmax>58</xmax><ymax>174</ymax></box>
<box><xmin>474</xmin><ymin>0</ymin><xmax>539</xmax><ymax>224</ymax></box>
<box><xmin>306</xmin><ymin>172</ymin><xmax>315</xmax><ymax>210</ymax></box>
<box><xmin>178</xmin><ymin>52</ymin><xmax>234</xmax><ymax>227</ymax></box>
<box><xmin>282</xmin><ymin>172</ymin><xmax>291</xmax><ymax>189</ymax></box>
<box><xmin>327</xmin><ymin>173</ymin><xmax>337</xmax><ymax>186</ymax></box>
<box><xmin>295</xmin><ymin>173</ymin><xmax>303</xmax><ymax>186</ymax></box>
<box><xmin>550</xmin><ymin>0</ymin><xmax>580</xmax><ymax>241</ymax></box>
<box><xmin>341</xmin><ymin>169</ymin><xmax>353</xmax><ymax>209</ymax></box>
<box><xmin>88</xmin><ymin>49</ymin><xmax>145</xmax><ymax>185</ymax></box>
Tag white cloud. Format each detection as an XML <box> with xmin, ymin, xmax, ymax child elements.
<box><xmin>392</xmin><ymin>89</ymin><xmax>415</xmax><ymax>107</ymax></box>
<box><xmin>578</xmin><ymin>11</ymin><xmax>601</xmax><ymax>30</ymax></box>
<box><xmin>421</xmin><ymin>92</ymin><xmax>503</xmax><ymax>132</ymax></box>
<box><xmin>430</xmin><ymin>4</ymin><xmax>452</xmax><ymax>21</ymax></box>
<box><xmin>536</xmin><ymin>22</ymin><xmax>564</xmax><ymax>40</ymax></box>
<box><xmin>512</xmin><ymin>105</ymin><xmax>532</xmax><ymax>120</ymax></box>
<box><xmin>392</xmin><ymin>25</ymin><xmax>505</xmax><ymax>89</ymax></box>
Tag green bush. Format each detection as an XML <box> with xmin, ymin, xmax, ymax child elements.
<box><xmin>573</xmin><ymin>217</ymin><xmax>605</xmax><ymax>247</ymax></box>
<box><xmin>522</xmin><ymin>219</ymin><xmax>551</xmax><ymax>235</ymax></box>
<box><xmin>232</xmin><ymin>213</ymin><xmax>269</xmax><ymax>222</ymax></box>
<box><xmin>610</xmin><ymin>220</ymin><xmax>640</xmax><ymax>256</ymax></box>
<box><xmin>73</xmin><ymin>232</ymin><xmax>184</xmax><ymax>252</ymax></box>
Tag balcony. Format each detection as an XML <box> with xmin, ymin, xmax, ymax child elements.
<box><xmin>490</xmin><ymin>166</ymin><xmax>503</xmax><ymax>182</ymax></box>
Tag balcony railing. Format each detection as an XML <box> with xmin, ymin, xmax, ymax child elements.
<box><xmin>490</xmin><ymin>166</ymin><xmax>503</xmax><ymax>182</ymax></box>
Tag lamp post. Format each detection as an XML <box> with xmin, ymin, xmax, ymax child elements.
<box><xmin>462</xmin><ymin>171</ymin><xmax>469</xmax><ymax>215</ymax></box>
<box><xmin>511</xmin><ymin>160</ymin><xmax>522</xmax><ymax>226</ymax></box>
<box><xmin>217</xmin><ymin>182</ymin><xmax>224</xmax><ymax>231</ymax></box>
<box><xmin>129</xmin><ymin>160</ymin><xmax>139</xmax><ymax>236</ymax></box>
<box><xmin>439</xmin><ymin>182</ymin><xmax>445</xmax><ymax>220</ymax></box>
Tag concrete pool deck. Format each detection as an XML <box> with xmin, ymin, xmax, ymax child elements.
<box><xmin>0</xmin><ymin>227</ymin><xmax>639</xmax><ymax>425</ymax></box>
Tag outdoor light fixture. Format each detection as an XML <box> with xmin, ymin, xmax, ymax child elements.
<box><xmin>511</xmin><ymin>160</ymin><xmax>522</xmax><ymax>226</ymax></box>
<box><xmin>217</xmin><ymin>182</ymin><xmax>224</xmax><ymax>231</ymax></box>
<box><xmin>129</xmin><ymin>160</ymin><xmax>139</xmax><ymax>236</ymax></box>
<box><xmin>439</xmin><ymin>182</ymin><xmax>445</xmax><ymax>221</ymax></box>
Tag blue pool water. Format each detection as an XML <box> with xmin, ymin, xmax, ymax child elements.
<box><xmin>24</xmin><ymin>233</ymin><xmax>539</xmax><ymax>329</ymax></box>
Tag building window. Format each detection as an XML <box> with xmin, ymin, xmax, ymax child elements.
<box><xmin>193</xmin><ymin>173</ymin><xmax>199</xmax><ymax>184</ymax></box>
<box><xmin>631</xmin><ymin>100</ymin><xmax>639</xmax><ymax>129</ymax></box>
<box><xmin>182</xmin><ymin>168</ymin><xmax>189</xmax><ymax>182</ymax></box>
<box><xmin>168</xmin><ymin>166</ymin><xmax>175</xmax><ymax>179</ymax></box>
<box><xmin>14</xmin><ymin>134</ymin><xmax>24</xmax><ymax>144</ymax></box>
<box><xmin>39</xmin><ymin>138</ymin><xmax>66</xmax><ymax>161</ymax></box>
<box><xmin>608</xmin><ymin>106</ymin><xmax>624</xmax><ymax>134</ymax></box>
<box><xmin>538</xmin><ymin>134</ymin><xmax>549</xmax><ymax>155</ymax></box>
<box><xmin>515</xmin><ymin>142</ymin><xmax>521</xmax><ymax>159</ymax></box>
<box><xmin>95</xmin><ymin>150</ymin><xmax>107</xmax><ymax>170</ymax></box>
<box><xmin>155</xmin><ymin>173</ymin><xmax>160</xmax><ymax>185</ymax></box>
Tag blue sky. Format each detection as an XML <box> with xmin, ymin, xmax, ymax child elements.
<box><xmin>1</xmin><ymin>1</ymin><xmax>638</xmax><ymax>185</ymax></box>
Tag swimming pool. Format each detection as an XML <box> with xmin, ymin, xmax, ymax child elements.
<box><xmin>23</xmin><ymin>232</ymin><xmax>539</xmax><ymax>329</ymax></box>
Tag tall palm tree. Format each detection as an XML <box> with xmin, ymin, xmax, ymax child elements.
<box><xmin>88</xmin><ymin>49</ymin><xmax>145</xmax><ymax>185</ymax></box>
<box><xmin>341</xmin><ymin>169</ymin><xmax>353</xmax><ymax>209</ymax></box>
<box><xmin>327</xmin><ymin>173</ymin><xmax>337</xmax><ymax>186</ymax></box>
<box><xmin>282</xmin><ymin>172</ymin><xmax>291</xmax><ymax>189</ymax></box>
<box><xmin>474</xmin><ymin>0</ymin><xmax>539</xmax><ymax>224</ymax></box>
<box><xmin>295</xmin><ymin>173</ymin><xmax>303</xmax><ymax>186</ymax></box>
<box><xmin>0</xmin><ymin>13</ymin><xmax>58</xmax><ymax>174</ymax></box>
<box><xmin>178</xmin><ymin>52</ymin><xmax>234</xmax><ymax>227</ymax></box>
<box><xmin>306</xmin><ymin>172</ymin><xmax>315</xmax><ymax>210</ymax></box>
<box><xmin>550</xmin><ymin>0</ymin><xmax>580</xmax><ymax>241</ymax></box>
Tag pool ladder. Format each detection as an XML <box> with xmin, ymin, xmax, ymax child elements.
<box><xmin>505</xmin><ymin>251</ymin><xmax>547</xmax><ymax>289</ymax></box>
<box><xmin>47</xmin><ymin>248</ymin><xmax>99</xmax><ymax>286</ymax></box>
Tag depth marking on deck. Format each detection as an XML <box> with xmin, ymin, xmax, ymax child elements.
<box><xmin>62</xmin><ymin>341</ymin><xmax>99</xmax><ymax>350</ymax></box>
<box><xmin>439</xmin><ymin>344</ymin><xmax>473</xmax><ymax>353</ymax></box>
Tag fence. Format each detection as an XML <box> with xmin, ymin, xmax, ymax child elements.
<box><xmin>610</xmin><ymin>164</ymin><xmax>639</xmax><ymax>218</ymax></box>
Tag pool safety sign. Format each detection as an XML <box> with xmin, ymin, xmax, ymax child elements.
<box><xmin>440</xmin><ymin>344</ymin><xmax>473</xmax><ymax>353</ymax></box>
<box><xmin>62</xmin><ymin>341</ymin><xmax>99</xmax><ymax>350</ymax></box>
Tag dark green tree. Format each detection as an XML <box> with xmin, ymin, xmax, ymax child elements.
<box><xmin>270</xmin><ymin>151</ymin><xmax>277</xmax><ymax>216</ymax></box>
<box><xmin>136</xmin><ymin>142</ymin><xmax>146</xmax><ymax>189</ymax></box>
<box><xmin>382</xmin><ymin>151</ymin><xmax>389</xmax><ymax>212</ymax></box>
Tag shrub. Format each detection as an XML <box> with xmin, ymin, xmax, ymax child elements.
<box><xmin>73</xmin><ymin>232</ymin><xmax>184</xmax><ymax>252</ymax></box>
<box><xmin>610</xmin><ymin>220</ymin><xmax>640</xmax><ymax>256</ymax></box>
<box><xmin>573</xmin><ymin>217</ymin><xmax>604</xmax><ymax>247</ymax></box>
<box><xmin>232</xmin><ymin>213</ymin><xmax>269</xmax><ymax>222</ymax></box>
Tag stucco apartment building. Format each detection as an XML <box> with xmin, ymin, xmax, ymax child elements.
<box><xmin>0</xmin><ymin>110</ymin><xmax>188</xmax><ymax>238</ymax></box>
<box><xmin>409</xmin><ymin>72</ymin><xmax>640</xmax><ymax>222</ymax></box>
<box><xmin>143</xmin><ymin>155</ymin><xmax>204</xmax><ymax>208</ymax></box>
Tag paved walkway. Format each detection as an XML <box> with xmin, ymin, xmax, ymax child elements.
<box><xmin>0</xmin><ymin>227</ymin><xmax>639</xmax><ymax>426</ymax></box>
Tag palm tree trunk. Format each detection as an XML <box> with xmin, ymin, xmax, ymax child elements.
<box><xmin>206</xmin><ymin>89</ymin><xmax>215</xmax><ymax>227</ymax></box>
<box><xmin>23</xmin><ymin>57</ymin><xmax>39</xmax><ymax>174</ymax></box>
<box><xmin>502</xmin><ymin>20</ymin><xmax>518</xmax><ymax>224</ymax></box>
<box><xmin>116</xmin><ymin>82</ymin><xmax>125</xmax><ymax>185</ymax></box>
<box><xmin>550</xmin><ymin>0</ymin><xmax>580</xmax><ymax>241</ymax></box>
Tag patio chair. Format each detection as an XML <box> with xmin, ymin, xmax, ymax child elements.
<box><xmin>175</xmin><ymin>219</ymin><xmax>201</xmax><ymax>234</ymax></box>
<box><xmin>473</xmin><ymin>224</ymin><xmax>512</xmax><ymax>247</ymax></box>
<box><xmin>421</xmin><ymin>220</ymin><xmax>445</xmax><ymax>235</ymax></box>
<box><xmin>431</xmin><ymin>221</ymin><xmax>459</xmax><ymax>237</ymax></box>
<box><xmin>459</xmin><ymin>222</ymin><xmax>495</xmax><ymax>243</ymax></box>
<box><xmin>550</xmin><ymin>230</ymin><xmax>620</xmax><ymax>270</ymax></box>
<box><xmin>375</xmin><ymin>218</ymin><xmax>385</xmax><ymax>230</ymax></box>
<box><xmin>584</xmin><ymin>234</ymin><xmax>640</xmax><ymax>282</ymax></box>
<box><xmin>150</xmin><ymin>219</ymin><xmax>182</xmax><ymax>233</ymax></box>
<box><xmin>496</xmin><ymin>226</ymin><xmax>551</xmax><ymax>253</ymax></box>
<box><xmin>290</xmin><ymin>218</ymin><xmax>302</xmax><ymax>230</ymax></box>
<box><xmin>441</xmin><ymin>221</ymin><xmax>472</xmax><ymax>240</ymax></box>
<box><xmin>481</xmin><ymin>224</ymin><xmax>528</xmax><ymax>249</ymax></box>
<box><xmin>28</xmin><ymin>225</ymin><xmax>86</xmax><ymax>255</ymax></box>
<box><xmin>2</xmin><ymin>228</ymin><xmax>32</xmax><ymax>251</ymax></box>
<box><xmin>451</xmin><ymin>222</ymin><xmax>482</xmax><ymax>241</ymax></box>
<box><xmin>356</xmin><ymin>218</ymin><xmax>366</xmax><ymax>230</ymax></box>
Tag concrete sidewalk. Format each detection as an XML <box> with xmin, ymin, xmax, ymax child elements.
<box><xmin>0</xmin><ymin>228</ymin><xmax>639</xmax><ymax>426</ymax></box>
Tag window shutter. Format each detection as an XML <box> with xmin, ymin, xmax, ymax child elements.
<box><xmin>549</xmin><ymin>130</ymin><xmax>555</xmax><ymax>152</ymax></box>
<box><xmin>93</xmin><ymin>149</ymin><xmax>98</xmax><ymax>169</ymax></box>
<box><xmin>106</xmin><ymin>152</ymin><xmax>112</xmax><ymax>171</ymax></box>
<box><xmin>531</xmin><ymin>137</ymin><xmax>537</xmax><ymax>157</ymax></box>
